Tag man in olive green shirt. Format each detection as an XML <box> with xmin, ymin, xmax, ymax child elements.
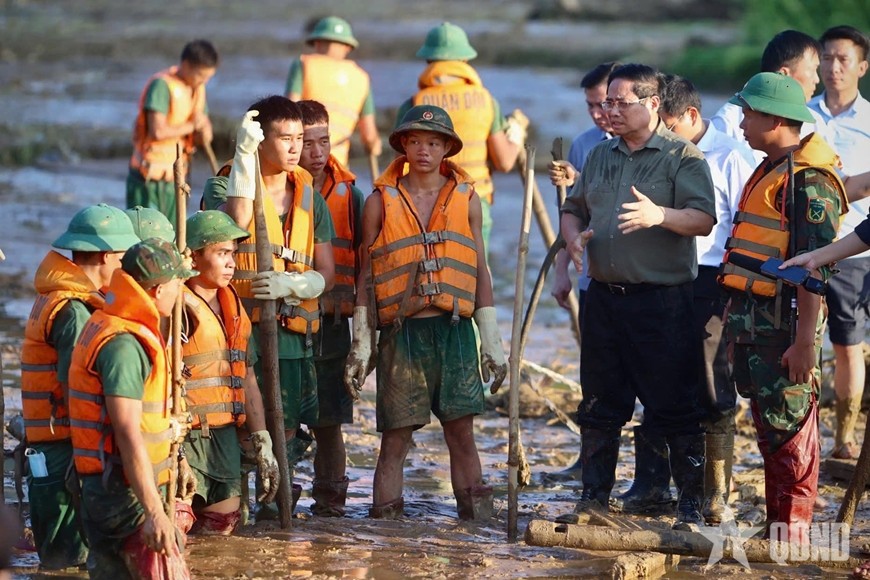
<box><xmin>559</xmin><ymin>64</ymin><xmax>715</xmax><ymax>531</ymax></box>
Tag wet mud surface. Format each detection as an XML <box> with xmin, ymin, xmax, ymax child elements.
<box><xmin>1</xmin><ymin>1</ymin><xmax>868</xmax><ymax>578</ymax></box>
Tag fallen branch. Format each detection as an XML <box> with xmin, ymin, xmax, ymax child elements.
<box><xmin>521</xmin><ymin>359</ymin><xmax>582</xmax><ymax>394</ymax></box>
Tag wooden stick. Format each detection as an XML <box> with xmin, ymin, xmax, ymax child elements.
<box><xmin>508</xmin><ymin>145</ymin><xmax>536</xmax><ymax>542</ymax></box>
<box><xmin>525</xmin><ymin>520</ymin><xmax>863</xmax><ymax>569</ymax></box>
<box><xmin>168</xmin><ymin>143</ymin><xmax>190</xmax><ymax>522</ymax></box>
<box><xmin>837</xmin><ymin>409</ymin><xmax>870</xmax><ymax>525</ymax></box>
<box><xmin>368</xmin><ymin>153</ymin><xmax>380</xmax><ymax>184</ymax></box>
<box><xmin>203</xmin><ymin>139</ymin><xmax>219</xmax><ymax>175</ymax></box>
<box><xmin>519</xmin><ymin>236</ymin><xmax>563</xmax><ymax>361</ymax></box>
<box><xmin>549</xmin><ymin>137</ymin><xmax>582</xmax><ymax>345</ymax></box>
<box><xmin>525</xmin><ymin>374</ymin><xmax>581</xmax><ymax>437</ymax></box>
<box><xmin>521</xmin><ymin>359</ymin><xmax>582</xmax><ymax>394</ymax></box>
<box><xmin>551</xmin><ymin>137</ymin><xmax>567</xmax><ymax>207</ymax></box>
<box><xmin>252</xmin><ymin>153</ymin><xmax>293</xmax><ymax>529</ymax></box>
<box><xmin>515</xmin><ymin>146</ymin><xmax>581</xmax><ymax>350</ymax></box>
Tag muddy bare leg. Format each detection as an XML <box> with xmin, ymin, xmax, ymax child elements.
<box><xmin>313</xmin><ymin>425</ymin><xmax>346</xmax><ymax>481</ymax></box>
<box><xmin>444</xmin><ymin>415</ymin><xmax>491</xmax><ymax>520</ymax></box>
<box><xmin>371</xmin><ymin>426</ymin><xmax>413</xmax><ymax>516</ymax></box>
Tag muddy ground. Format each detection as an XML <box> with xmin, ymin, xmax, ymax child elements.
<box><xmin>2</xmin><ymin>1</ymin><xmax>869</xmax><ymax>578</ymax></box>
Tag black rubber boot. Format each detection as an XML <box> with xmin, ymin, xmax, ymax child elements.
<box><xmin>667</xmin><ymin>433</ymin><xmax>706</xmax><ymax>531</ymax></box>
<box><xmin>557</xmin><ymin>428</ymin><xmax>620</xmax><ymax>521</ymax></box>
<box><xmin>610</xmin><ymin>426</ymin><xmax>674</xmax><ymax>514</ymax></box>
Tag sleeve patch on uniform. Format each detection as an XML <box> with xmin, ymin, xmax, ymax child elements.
<box><xmin>807</xmin><ymin>197</ymin><xmax>830</xmax><ymax>224</ymax></box>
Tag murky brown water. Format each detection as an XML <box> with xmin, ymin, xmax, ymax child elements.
<box><xmin>1</xmin><ymin>2</ymin><xmax>867</xmax><ymax>578</ymax></box>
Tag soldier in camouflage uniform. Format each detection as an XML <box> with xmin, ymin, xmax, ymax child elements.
<box><xmin>719</xmin><ymin>72</ymin><xmax>847</xmax><ymax>543</ymax></box>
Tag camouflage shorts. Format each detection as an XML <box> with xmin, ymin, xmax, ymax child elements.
<box><xmin>732</xmin><ymin>343</ymin><xmax>819</xmax><ymax>452</ymax></box>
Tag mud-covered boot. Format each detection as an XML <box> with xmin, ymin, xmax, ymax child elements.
<box><xmin>311</xmin><ymin>477</ymin><xmax>349</xmax><ymax>517</ymax></box>
<box><xmin>833</xmin><ymin>396</ymin><xmax>861</xmax><ymax>459</ymax></box>
<box><xmin>702</xmin><ymin>430</ymin><xmax>734</xmax><ymax>525</ymax></box>
<box><xmin>668</xmin><ymin>433</ymin><xmax>705</xmax><ymax>531</ymax></box>
<box><xmin>610</xmin><ymin>426</ymin><xmax>673</xmax><ymax>514</ymax></box>
<box><xmin>369</xmin><ymin>497</ymin><xmax>404</xmax><ymax>519</ymax></box>
<box><xmin>455</xmin><ymin>484</ymin><xmax>494</xmax><ymax>521</ymax></box>
<box><xmin>555</xmin><ymin>427</ymin><xmax>620</xmax><ymax>523</ymax></box>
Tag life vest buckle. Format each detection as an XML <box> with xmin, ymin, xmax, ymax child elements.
<box><xmin>420</xmin><ymin>258</ymin><xmax>443</xmax><ymax>273</ymax></box>
<box><xmin>279</xmin><ymin>246</ymin><xmax>300</xmax><ymax>263</ymax></box>
<box><xmin>228</xmin><ymin>349</ymin><xmax>245</xmax><ymax>363</ymax></box>
<box><xmin>230</xmin><ymin>376</ymin><xmax>243</xmax><ymax>389</ymax></box>
<box><xmin>231</xmin><ymin>401</ymin><xmax>245</xmax><ymax>417</ymax></box>
<box><xmin>418</xmin><ymin>282</ymin><xmax>442</xmax><ymax>297</ymax></box>
<box><xmin>420</xmin><ymin>231</ymin><xmax>444</xmax><ymax>245</ymax></box>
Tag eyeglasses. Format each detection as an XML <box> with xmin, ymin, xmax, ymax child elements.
<box><xmin>601</xmin><ymin>96</ymin><xmax>653</xmax><ymax>112</ymax></box>
<box><xmin>665</xmin><ymin>111</ymin><xmax>688</xmax><ymax>131</ymax></box>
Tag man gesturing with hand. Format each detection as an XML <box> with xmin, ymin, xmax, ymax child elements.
<box><xmin>559</xmin><ymin>64</ymin><xmax>715</xmax><ymax>531</ymax></box>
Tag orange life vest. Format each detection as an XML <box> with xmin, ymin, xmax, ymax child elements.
<box><xmin>21</xmin><ymin>251</ymin><xmax>105</xmax><ymax>443</ymax></box>
<box><xmin>68</xmin><ymin>269</ymin><xmax>174</xmax><ymax>487</ymax></box>
<box><xmin>369</xmin><ymin>157</ymin><xmax>478</xmax><ymax>327</ymax></box>
<box><xmin>227</xmin><ymin>164</ymin><xmax>321</xmax><ymax>341</ymax></box>
<box><xmin>130</xmin><ymin>66</ymin><xmax>206</xmax><ymax>181</ymax></box>
<box><xmin>319</xmin><ymin>155</ymin><xmax>358</xmax><ymax>323</ymax></box>
<box><xmin>414</xmin><ymin>61</ymin><xmax>496</xmax><ymax>204</ymax></box>
<box><xmin>300</xmin><ymin>54</ymin><xmax>370</xmax><ymax>166</ymax></box>
<box><xmin>181</xmin><ymin>284</ymin><xmax>249</xmax><ymax>432</ymax></box>
<box><xmin>720</xmin><ymin>133</ymin><xmax>847</xmax><ymax>297</ymax></box>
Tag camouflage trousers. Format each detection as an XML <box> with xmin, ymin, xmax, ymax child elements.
<box><xmin>732</xmin><ymin>342</ymin><xmax>821</xmax><ymax>454</ymax></box>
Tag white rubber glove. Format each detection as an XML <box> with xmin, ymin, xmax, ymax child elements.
<box><xmin>474</xmin><ymin>307</ymin><xmax>508</xmax><ymax>394</ymax></box>
<box><xmin>250</xmin><ymin>270</ymin><xmax>326</xmax><ymax>301</ymax></box>
<box><xmin>344</xmin><ymin>306</ymin><xmax>376</xmax><ymax>401</ymax></box>
<box><xmin>250</xmin><ymin>430</ymin><xmax>280</xmax><ymax>503</ymax></box>
<box><xmin>226</xmin><ymin>110</ymin><xmax>264</xmax><ymax>201</ymax></box>
<box><xmin>504</xmin><ymin>109</ymin><xmax>529</xmax><ymax>147</ymax></box>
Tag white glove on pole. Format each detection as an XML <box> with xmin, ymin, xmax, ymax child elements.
<box><xmin>504</xmin><ymin>109</ymin><xmax>529</xmax><ymax>147</ymax></box>
<box><xmin>343</xmin><ymin>306</ymin><xmax>375</xmax><ymax>401</ymax></box>
<box><xmin>250</xmin><ymin>270</ymin><xmax>326</xmax><ymax>301</ymax></box>
<box><xmin>474</xmin><ymin>306</ymin><xmax>508</xmax><ymax>394</ymax></box>
<box><xmin>250</xmin><ymin>430</ymin><xmax>280</xmax><ymax>503</ymax></box>
<box><xmin>226</xmin><ymin>110</ymin><xmax>264</xmax><ymax>201</ymax></box>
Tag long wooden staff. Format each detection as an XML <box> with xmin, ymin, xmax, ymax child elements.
<box><xmin>203</xmin><ymin>139</ymin><xmax>220</xmax><ymax>175</ymax></box>
<box><xmin>549</xmin><ymin>137</ymin><xmax>582</xmax><ymax>346</ymax></box>
<box><xmin>508</xmin><ymin>145</ymin><xmax>536</xmax><ymax>542</ymax></box>
<box><xmin>837</xmin><ymin>410</ymin><xmax>870</xmax><ymax>525</ymax></box>
<box><xmin>368</xmin><ymin>153</ymin><xmax>380</xmax><ymax>185</ymax></box>
<box><xmin>252</xmin><ymin>152</ymin><xmax>293</xmax><ymax>528</ymax></box>
<box><xmin>168</xmin><ymin>143</ymin><xmax>191</xmax><ymax>522</ymax></box>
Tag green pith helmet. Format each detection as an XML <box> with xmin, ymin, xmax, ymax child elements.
<box><xmin>124</xmin><ymin>206</ymin><xmax>175</xmax><ymax>243</ymax></box>
<box><xmin>416</xmin><ymin>22</ymin><xmax>477</xmax><ymax>61</ymax></box>
<box><xmin>306</xmin><ymin>16</ymin><xmax>359</xmax><ymax>49</ymax></box>
<box><xmin>389</xmin><ymin>104</ymin><xmax>463</xmax><ymax>157</ymax></box>
<box><xmin>728</xmin><ymin>72</ymin><xmax>815</xmax><ymax>123</ymax></box>
<box><xmin>121</xmin><ymin>238</ymin><xmax>198</xmax><ymax>289</ymax></box>
<box><xmin>52</xmin><ymin>203</ymin><xmax>141</xmax><ymax>252</ymax></box>
<box><xmin>186</xmin><ymin>210</ymin><xmax>250</xmax><ymax>251</ymax></box>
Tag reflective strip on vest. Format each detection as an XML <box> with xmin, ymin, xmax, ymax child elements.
<box><xmin>20</xmin><ymin>363</ymin><xmax>58</xmax><ymax>372</ymax></box>
<box><xmin>182</xmin><ymin>349</ymin><xmax>245</xmax><ymax>366</ymax></box>
<box><xmin>185</xmin><ymin>375</ymin><xmax>243</xmax><ymax>390</ymax></box>
<box><xmin>733</xmin><ymin>211</ymin><xmax>783</xmax><ymax>231</ymax></box>
<box><xmin>376</xmin><ymin>282</ymin><xmax>476</xmax><ymax>309</ymax></box>
<box><xmin>24</xmin><ymin>418</ymin><xmax>69</xmax><ymax>428</ymax></box>
<box><xmin>332</xmin><ymin>238</ymin><xmax>353</xmax><ymax>250</ymax></box>
<box><xmin>725</xmin><ymin>237</ymin><xmax>782</xmax><ymax>258</ymax></box>
<box><xmin>189</xmin><ymin>401</ymin><xmax>245</xmax><ymax>417</ymax></box>
<box><xmin>372</xmin><ymin>257</ymin><xmax>478</xmax><ymax>286</ymax></box>
<box><xmin>370</xmin><ymin>231</ymin><xmax>477</xmax><ymax>259</ymax></box>
<box><xmin>21</xmin><ymin>391</ymin><xmax>53</xmax><ymax>400</ymax></box>
<box><xmin>235</xmin><ymin>244</ymin><xmax>314</xmax><ymax>267</ymax></box>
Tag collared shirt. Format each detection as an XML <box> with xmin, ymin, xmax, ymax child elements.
<box><xmin>566</xmin><ymin>126</ymin><xmax>612</xmax><ymax>291</ymax></box>
<box><xmin>695</xmin><ymin>121</ymin><xmax>756</xmax><ymax>267</ymax></box>
<box><xmin>809</xmin><ymin>92</ymin><xmax>870</xmax><ymax>256</ymax></box>
<box><xmin>710</xmin><ymin>101</ymin><xmax>831</xmax><ymax>166</ymax></box>
<box><xmin>561</xmin><ymin>121</ymin><xmax>716</xmax><ymax>285</ymax></box>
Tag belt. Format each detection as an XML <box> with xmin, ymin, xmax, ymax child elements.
<box><xmin>593</xmin><ymin>280</ymin><xmax>665</xmax><ymax>296</ymax></box>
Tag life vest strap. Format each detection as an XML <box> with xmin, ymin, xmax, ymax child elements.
<box><xmin>20</xmin><ymin>363</ymin><xmax>58</xmax><ymax>372</ymax></box>
<box><xmin>182</xmin><ymin>348</ymin><xmax>245</xmax><ymax>366</ymax></box>
<box><xmin>725</xmin><ymin>237</ymin><xmax>781</xmax><ymax>258</ymax></box>
<box><xmin>734</xmin><ymin>211</ymin><xmax>784</xmax><ymax>231</ymax></box>
<box><xmin>370</xmin><ymin>231</ymin><xmax>477</xmax><ymax>259</ymax></box>
<box><xmin>185</xmin><ymin>375</ymin><xmax>243</xmax><ymax>390</ymax></box>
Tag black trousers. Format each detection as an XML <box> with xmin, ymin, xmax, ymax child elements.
<box><xmin>577</xmin><ymin>280</ymin><xmax>704</xmax><ymax>437</ymax></box>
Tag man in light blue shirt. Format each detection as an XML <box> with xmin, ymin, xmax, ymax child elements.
<box><xmin>807</xmin><ymin>25</ymin><xmax>870</xmax><ymax>460</ymax></box>
<box><xmin>548</xmin><ymin>62</ymin><xmax>620</xmax><ymax>312</ymax></box>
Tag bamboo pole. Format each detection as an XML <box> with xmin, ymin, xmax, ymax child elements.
<box><xmin>253</xmin><ymin>153</ymin><xmax>293</xmax><ymax>528</ymax></box>
<box><xmin>549</xmin><ymin>137</ymin><xmax>582</xmax><ymax>345</ymax></box>
<box><xmin>368</xmin><ymin>153</ymin><xmax>380</xmax><ymax>185</ymax></box>
<box><xmin>168</xmin><ymin>143</ymin><xmax>190</xmax><ymax>522</ymax></box>
<box><xmin>508</xmin><ymin>145</ymin><xmax>536</xmax><ymax>542</ymax></box>
<box><xmin>202</xmin><ymin>139</ymin><xmax>219</xmax><ymax>175</ymax></box>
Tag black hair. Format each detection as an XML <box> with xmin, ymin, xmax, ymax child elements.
<box><xmin>761</xmin><ymin>30</ymin><xmax>820</xmax><ymax>72</ymax></box>
<box><xmin>180</xmin><ymin>39</ymin><xmax>219</xmax><ymax>68</ymax></box>
<box><xmin>297</xmin><ymin>99</ymin><xmax>330</xmax><ymax>127</ymax></box>
<box><xmin>581</xmin><ymin>61</ymin><xmax>621</xmax><ymax>89</ymax></box>
<box><xmin>608</xmin><ymin>63</ymin><xmax>662</xmax><ymax>99</ymax></box>
<box><xmin>820</xmin><ymin>25</ymin><xmax>870</xmax><ymax>62</ymax></box>
<box><xmin>659</xmin><ymin>74</ymin><xmax>702</xmax><ymax>117</ymax></box>
<box><xmin>247</xmin><ymin>95</ymin><xmax>302</xmax><ymax>133</ymax></box>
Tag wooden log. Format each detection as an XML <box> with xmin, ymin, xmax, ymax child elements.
<box><xmin>253</xmin><ymin>153</ymin><xmax>293</xmax><ymax>529</ymax></box>
<box><xmin>837</xmin><ymin>408</ymin><xmax>870</xmax><ymax>525</ymax></box>
<box><xmin>525</xmin><ymin>519</ymin><xmax>864</xmax><ymax>569</ymax></box>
